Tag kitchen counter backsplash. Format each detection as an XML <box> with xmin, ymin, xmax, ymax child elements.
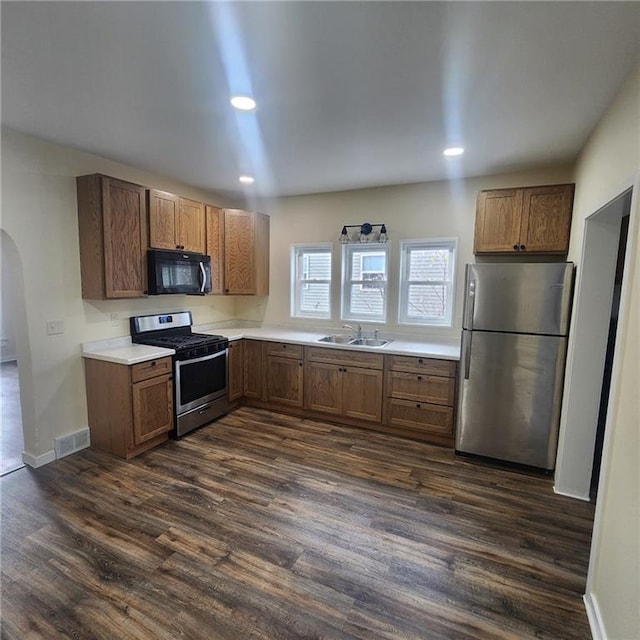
<box><xmin>83</xmin><ymin>323</ymin><xmax>461</xmax><ymax>365</ymax></box>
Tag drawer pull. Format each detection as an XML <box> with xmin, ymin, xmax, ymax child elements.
<box><xmin>416</xmin><ymin>403</ymin><xmax>422</xmax><ymax>409</ymax></box>
<box><xmin>418</xmin><ymin>358</ymin><xmax>423</xmax><ymax>364</ymax></box>
<box><xmin>417</xmin><ymin>375</ymin><xmax>422</xmax><ymax>381</ymax></box>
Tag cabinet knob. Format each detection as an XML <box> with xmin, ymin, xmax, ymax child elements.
<box><xmin>418</xmin><ymin>358</ymin><xmax>423</xmax><ymax>364</ymax></box>
<box><xmin>513</xmin><ymin>244</ymin><xmax>519</xmax><ymax>251</ymax></box>
<box><xmin>416</xmin><ymin>403</ymin><xmax>422</xmax><ymax>409</ymax></box>
<box><xmin>299</xmin><ymin>362</ymin><xmax>303</xmax><ymax>367</ymax></box>
<box><xmin>520</xmin><ymin>244</ymin><xmax>526</xmax><ymax>251</ymax></box>
<box><xmin>417</xmin><ymin>375</ymin><xmax>422</xmax><ymax>381</ymax></box>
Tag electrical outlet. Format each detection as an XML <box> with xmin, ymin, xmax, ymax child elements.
<box><xmin>110</xmin><ymin>312</ymin><xmax>119</xmax><ymax>327</ymax></box>
<box><xmin>46</xmin><ymin>320</ymin><xmax>64</xmax><ymax>335</ymax></box>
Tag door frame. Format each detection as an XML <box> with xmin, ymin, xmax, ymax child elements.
<box><xmin>554</xmin><ymin>174</ymin><xmax>638</xmax><ymax>501</ymax></box>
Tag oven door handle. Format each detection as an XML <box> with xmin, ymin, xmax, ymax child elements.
<box><xmin>177</xmin><ymin>349</ymin><xmax>227</xmax><ymax>367</ymax></box>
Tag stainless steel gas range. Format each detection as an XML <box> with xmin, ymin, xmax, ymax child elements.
<box><xmin>130</xmin><ymin>311</ymin><xmax>229</xmax><ymax>437</ymax></box>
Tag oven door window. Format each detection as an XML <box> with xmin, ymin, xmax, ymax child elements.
<box><xmin>176</xmin><ymin>351</ymin><xmax>227</xmax><ymax>413</ymax></box>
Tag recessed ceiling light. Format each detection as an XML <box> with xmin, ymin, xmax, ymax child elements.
<box><xmin>239</xmin><ymin>175</ymin><xmax>255</xmax><ymax>185</ymax></box>
<box><xmin>230</xmin><ymin>96</ymin><xmax>256</xmax><ymax>111</ymax></box>
<box><xmin>443</xmin><ymin>147</ymin><xmax>465</xmax><ymax>157</ymax></box>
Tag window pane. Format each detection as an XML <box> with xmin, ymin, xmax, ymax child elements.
<box><xmin>349</xmin><ymin>283</ymin><xmax>385</xmax><ymax>316</ymax></box>
<box><xmin>300</xmin><ymin>283</ymin><xmax>330</xmax><ymax>314</ymax></box>
<box><xmin>362</xmin><ymin>254</ymin><xmax>386</xmax><ymax>272</ymax></box>
<box><xmin>292</xmin><ymin>244</ymin><xmax>332</xmax><ymax>319</ymax></box>
<box><xmin>406</xmin><ymin>284</ymin><xmax>449</xmax><ymax>319</ymax></box>
<box><xmin>306</xmin><ymin>253</ymin><xmax>331</xmax><ymax>280</ymax></box>
<box><xmin>408</xmin><ymin>249</ymin><xmax>450</xmax><ymax>280</ymax></box>
<box><xmin>350</xmin><ymin>250</ymin><xmax>386</xmax><ymax>279</ymax></box>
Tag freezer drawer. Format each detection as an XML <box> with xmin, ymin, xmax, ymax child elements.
<box><xmin>456</xmin><ymin>330</ymin><xmax>567</xmax><ymax>469</ymax></box>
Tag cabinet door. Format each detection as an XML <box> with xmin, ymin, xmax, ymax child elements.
<box><xmin>342</xmin><ymin>366</ymin><xmax>383</xmax><ymax>423</ymax></box>
<box><xmin>228</xmin><ymin>340</ymin><xmax>244</xmax><ymax>402</ymax></box>
<box><xmin>474</xmin><ymin>189</ymin><xmax>523</xmax><ymax>254</ymax></box>
<box><xmin>243</xmin><ymin>340</ymin><xmax>264</xmax><ymax>399</ymax></box>
<box><xmin>178</xmin><ymin>198</ymin><xmax>205</xmax><ymax>253</ymax></box>
<box><xmin>519</xmin><ymin>184</ymin><xmax>574</xmax><ymax>254</ymax></box>
<box><xmin>266</xmin><ymin>356</ymin><xmax>304</xmax><ymax>407</ymax></box>
<box><xmin>132</xmin><ymin>374</ymin><xmax>173</xmax><ymax>446</ymax></box>
<box><xmin>304</xmin><ymin>361</ymin><xmax>342</xmax><ymax>415</ymax></box>
<box><xmin>206</xmin><ymin>205</ymin><xmax>224</xmax><ymax>294</ymax></box>
<box><xmin>148</xmin><ymin>189</ymin><xmax>179</xmax><ymax>250</ymax></box>
<box><xmin>103</xmin><ymin>178</ymin><xmax>148</xmax><ymax>298</ymax></box>
<box><xmin>224</xmin><ymin>209</ymin><xmax>256</xmax><ymax>294</ymax></box>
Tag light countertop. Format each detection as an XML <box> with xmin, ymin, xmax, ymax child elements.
<box><xmin>82</xmin><ymin>326</ymin><xmax>460</xmax><ymax>365</ymax></box>
<box><xmin>201</xmin><ymin>327</ymin><xmax>461</xmax><ymax>361</ymax></box>
<box><xmin>82</xmin><ymin>337</ymin><xmax>175</xmax><ymax>365</ymax></box>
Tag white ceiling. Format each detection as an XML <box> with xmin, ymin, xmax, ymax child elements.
<box><xmin>2</xmin><ymin>2</ymin><xmax>639</xmax><ymax>199</ymax></box>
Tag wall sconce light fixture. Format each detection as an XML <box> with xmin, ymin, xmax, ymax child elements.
<box><xmin>339</xmin><ymin>222</ymin><xmax>389</xmax><ymax>244</ymax></box>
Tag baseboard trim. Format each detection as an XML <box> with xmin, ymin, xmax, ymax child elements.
<box><xmin>22</xmin><ymin>449</ymin><xmax>56</xmax><ymax>468</ymax></box>
<box><xmin>553</xmin><ymin>485</ymin><xmax>591</xmax><ymax>501</ymax></box>
<box><xmin>584</xmin><ymin>592</ymin><xmax>606</xmax><ymax>640</ymax></box>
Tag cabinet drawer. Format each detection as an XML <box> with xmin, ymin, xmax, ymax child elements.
<box><xmin>131</xmin><ymin>357</ymin><xmax>173</xmax><ymax>383</ymax></box>
<box><xmin>386</xmin><ymin>355</ymin><xmax>456</xmax><ymax>378</ymax></box>
<box><xmin>386</xmin><ymin>371</ymin><xmax>455</xmax><ymax>406</ymax></box>
<box><xmin>305</xmin><ymin>346</ymin><xmax>384</xmax><ymax>370</ymax></box>
<box><xmin>263</xmin><ymin>341</ymin><xmax>304</xmax><ymax>359</ymax></box>
<box><xmin>386</xmin><ymin>398</ymin><xmax>453</xmax><ymax>436</ymax></box>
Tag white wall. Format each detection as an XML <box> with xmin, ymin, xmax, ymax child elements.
<box><xmin>0</xmin><ymin>128</ymin><xmax>241</xmax><ymax>463</ymax></box>
<box><xmin>253</xmin><ymin>166</ymin><xmax>573</xmax><ymax>339</ymax></box>
<box><xmin>563</xmin><ymin>67</ymin><xmax>639</xmax><ymax>639</ymax></box>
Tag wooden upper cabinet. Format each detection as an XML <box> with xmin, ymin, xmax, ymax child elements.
<box><xmin>474</xmin><ymin>189</ymin><xmax>523</xmax><ymax>253</ymax></box>
<box><xmin>77</xmin><ymin>174</ymin><xmax>148</xmax><ymax>299</ymax></box>
<box><xmin>474</xmin><ymin>184</ymin><xmax>574</xmax><ymax>255</ymax></box>
<box><xmin>206</xmin><ymin>205</ymin><xmax>224</xmax><ymax>295</ymax></box>
<box><xmin>223</xmin><ymin>209</ymin><xmax>270</xmax><ymax>295</ymax></box>
<box><xmin>148</xmin><ymin>189</ymin><xmax>205</xmax><ymax>253</ymax></box>
<box><xmin>519</xmin><ymin>185</ymin><xmax>574</xmax><ymax>253</ymax></box>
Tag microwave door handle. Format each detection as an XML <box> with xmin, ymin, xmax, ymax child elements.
<box><xmin>199</xmin><ymin>261</ymin><xmax>206</xmax><ymax>293</ymax></box>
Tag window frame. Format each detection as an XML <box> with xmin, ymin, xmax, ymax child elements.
<box><xmin>290</xmin><ymin>243</ymin><xmax>333</xmax><ymax>319</ymax></box>
<box><xmin>398</xmin><ymin>237</ymin><xmax>457</xmax><ymax>327</ymax></box>
<box><xmin>341</xmin><ymin>243</ymin><xmax>390</xmax><ymax>323</ymax></box>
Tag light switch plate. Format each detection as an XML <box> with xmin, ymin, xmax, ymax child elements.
<box><xmin>46</xmin><ymin>320</ymin><xmax>64</xmax><ymax>335</ymax></box>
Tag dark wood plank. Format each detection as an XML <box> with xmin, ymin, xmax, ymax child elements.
<box><xmin>1</xmin><ymin>407</ymin><xmax>594</xmax><ymax>639</ymax></box>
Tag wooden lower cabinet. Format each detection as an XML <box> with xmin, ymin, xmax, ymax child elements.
<box><xmin>265</xmin><ymin>355</ymin><xmax>304</xmax><ymax>407</ymax></box>
<box><xmin>304</xmin><ymin>347</ymin><xmax>384</xmax><ymax>424</ymax></box>
<box><xmin>228</xmin><ymin>340</ymin><xmax>244</xmax><ymax>402</ymax></box>
<box><xmin>84</xmin><ymin>356</ymin><xmax>173</xmax><ymax>459</ymax></box>
<box><xmin>383</xmin><ymin>355</ymin><xmax>458</xmax><ymax>445</ymax></box>
<box><xmin>243</xmin><ymin>340</ymin><xmax>264</xmax><ymax>399</ymax></box>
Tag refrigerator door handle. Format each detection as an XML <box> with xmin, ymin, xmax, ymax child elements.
<box><xmin>464</xmin><ymin>279</ymin><xmax>476</xmax><ymax>330</ymax></box>
<box><xmin>463</xmin><ymin>331</ymin><xmax>472</xmax><ymax>380</ymax></box>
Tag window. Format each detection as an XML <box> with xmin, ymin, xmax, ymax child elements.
<box><xmin>341</xmin><ymin>244</ymin><xmax>389</xmax><ymax>322</ymax></box>
<box><xmin>398</xmin><ymin>239</ymin><xmax>457</xmax><ymax>326</ymax></box>
<box><xmin>291</xmin><ymin>244</ymin><xmax>332</xmax><ymax>319</ymax></box>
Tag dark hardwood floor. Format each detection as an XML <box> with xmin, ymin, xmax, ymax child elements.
<box><xmin>1</xmin><ymin>407</ymin><xmax>595</xmax><ymax>639</ymax></box>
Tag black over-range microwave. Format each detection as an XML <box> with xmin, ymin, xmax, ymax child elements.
<box><xmin>147</xmin><ymin>249</ymin><xmax>212</xmax><ymax>296</ymax></box>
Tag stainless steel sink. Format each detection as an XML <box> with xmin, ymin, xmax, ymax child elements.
<box><xmin>318</xmin><ymin>335</ymin><xmax>353</xmax><ymax>344</ymax></box>
<box><xmin>318</xmin><ymin>335</ymin><xmax>391</xmax><ymax>348</ymax></box>
<box><xmin>348</xmin><ymin>338</ymin><xmax>391</xmax><ymax>347</ymax></box>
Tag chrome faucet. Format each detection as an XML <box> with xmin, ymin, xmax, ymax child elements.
<box><xmin>342</xmin><ymin>324</ymin><xmax>362</xmax><ymax>339</ymax></box>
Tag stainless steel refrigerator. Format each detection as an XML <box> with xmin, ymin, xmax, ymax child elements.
<box><xmin>456</xmin><ymin>262</ymin><xmax>574</xmax><ymax>470</ymax></box>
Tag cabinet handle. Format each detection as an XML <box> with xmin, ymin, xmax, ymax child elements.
<box><xmin>151</xmin><ymin>361</ymin><xmax>157</xmax><ymax>367</ymax></box>
<box><xmin>418</xmin><ymin>358</ymin><xmax>423</xmax><ymax>364</ymax></box>
<box><xmin>282</xmin><ymin>345</ymin><xmax>286</xmax><ymax>349</ymax></box>
<box><xmin>299</xmin><ymin>362</ymin><xmax>302</xmax><ymax>367</ymax></box>
<box><xmin>513</xmin><ymin>244</ymin><xmax>519</xmax><ymax>251</ymax></box>
<box><xmin>417</xmin><ymin>375</ymin><xmax>422</xmax><ymax>381</ymax></box>
<box><xmin>520</xmin><ymin>244</ymin><xmax>526</xmax><ymax>251</ymax></box>
<box><xmin>416</xmin><ymin>403</ymin><xmax>422</xmax><ymax>409</ymax></box>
